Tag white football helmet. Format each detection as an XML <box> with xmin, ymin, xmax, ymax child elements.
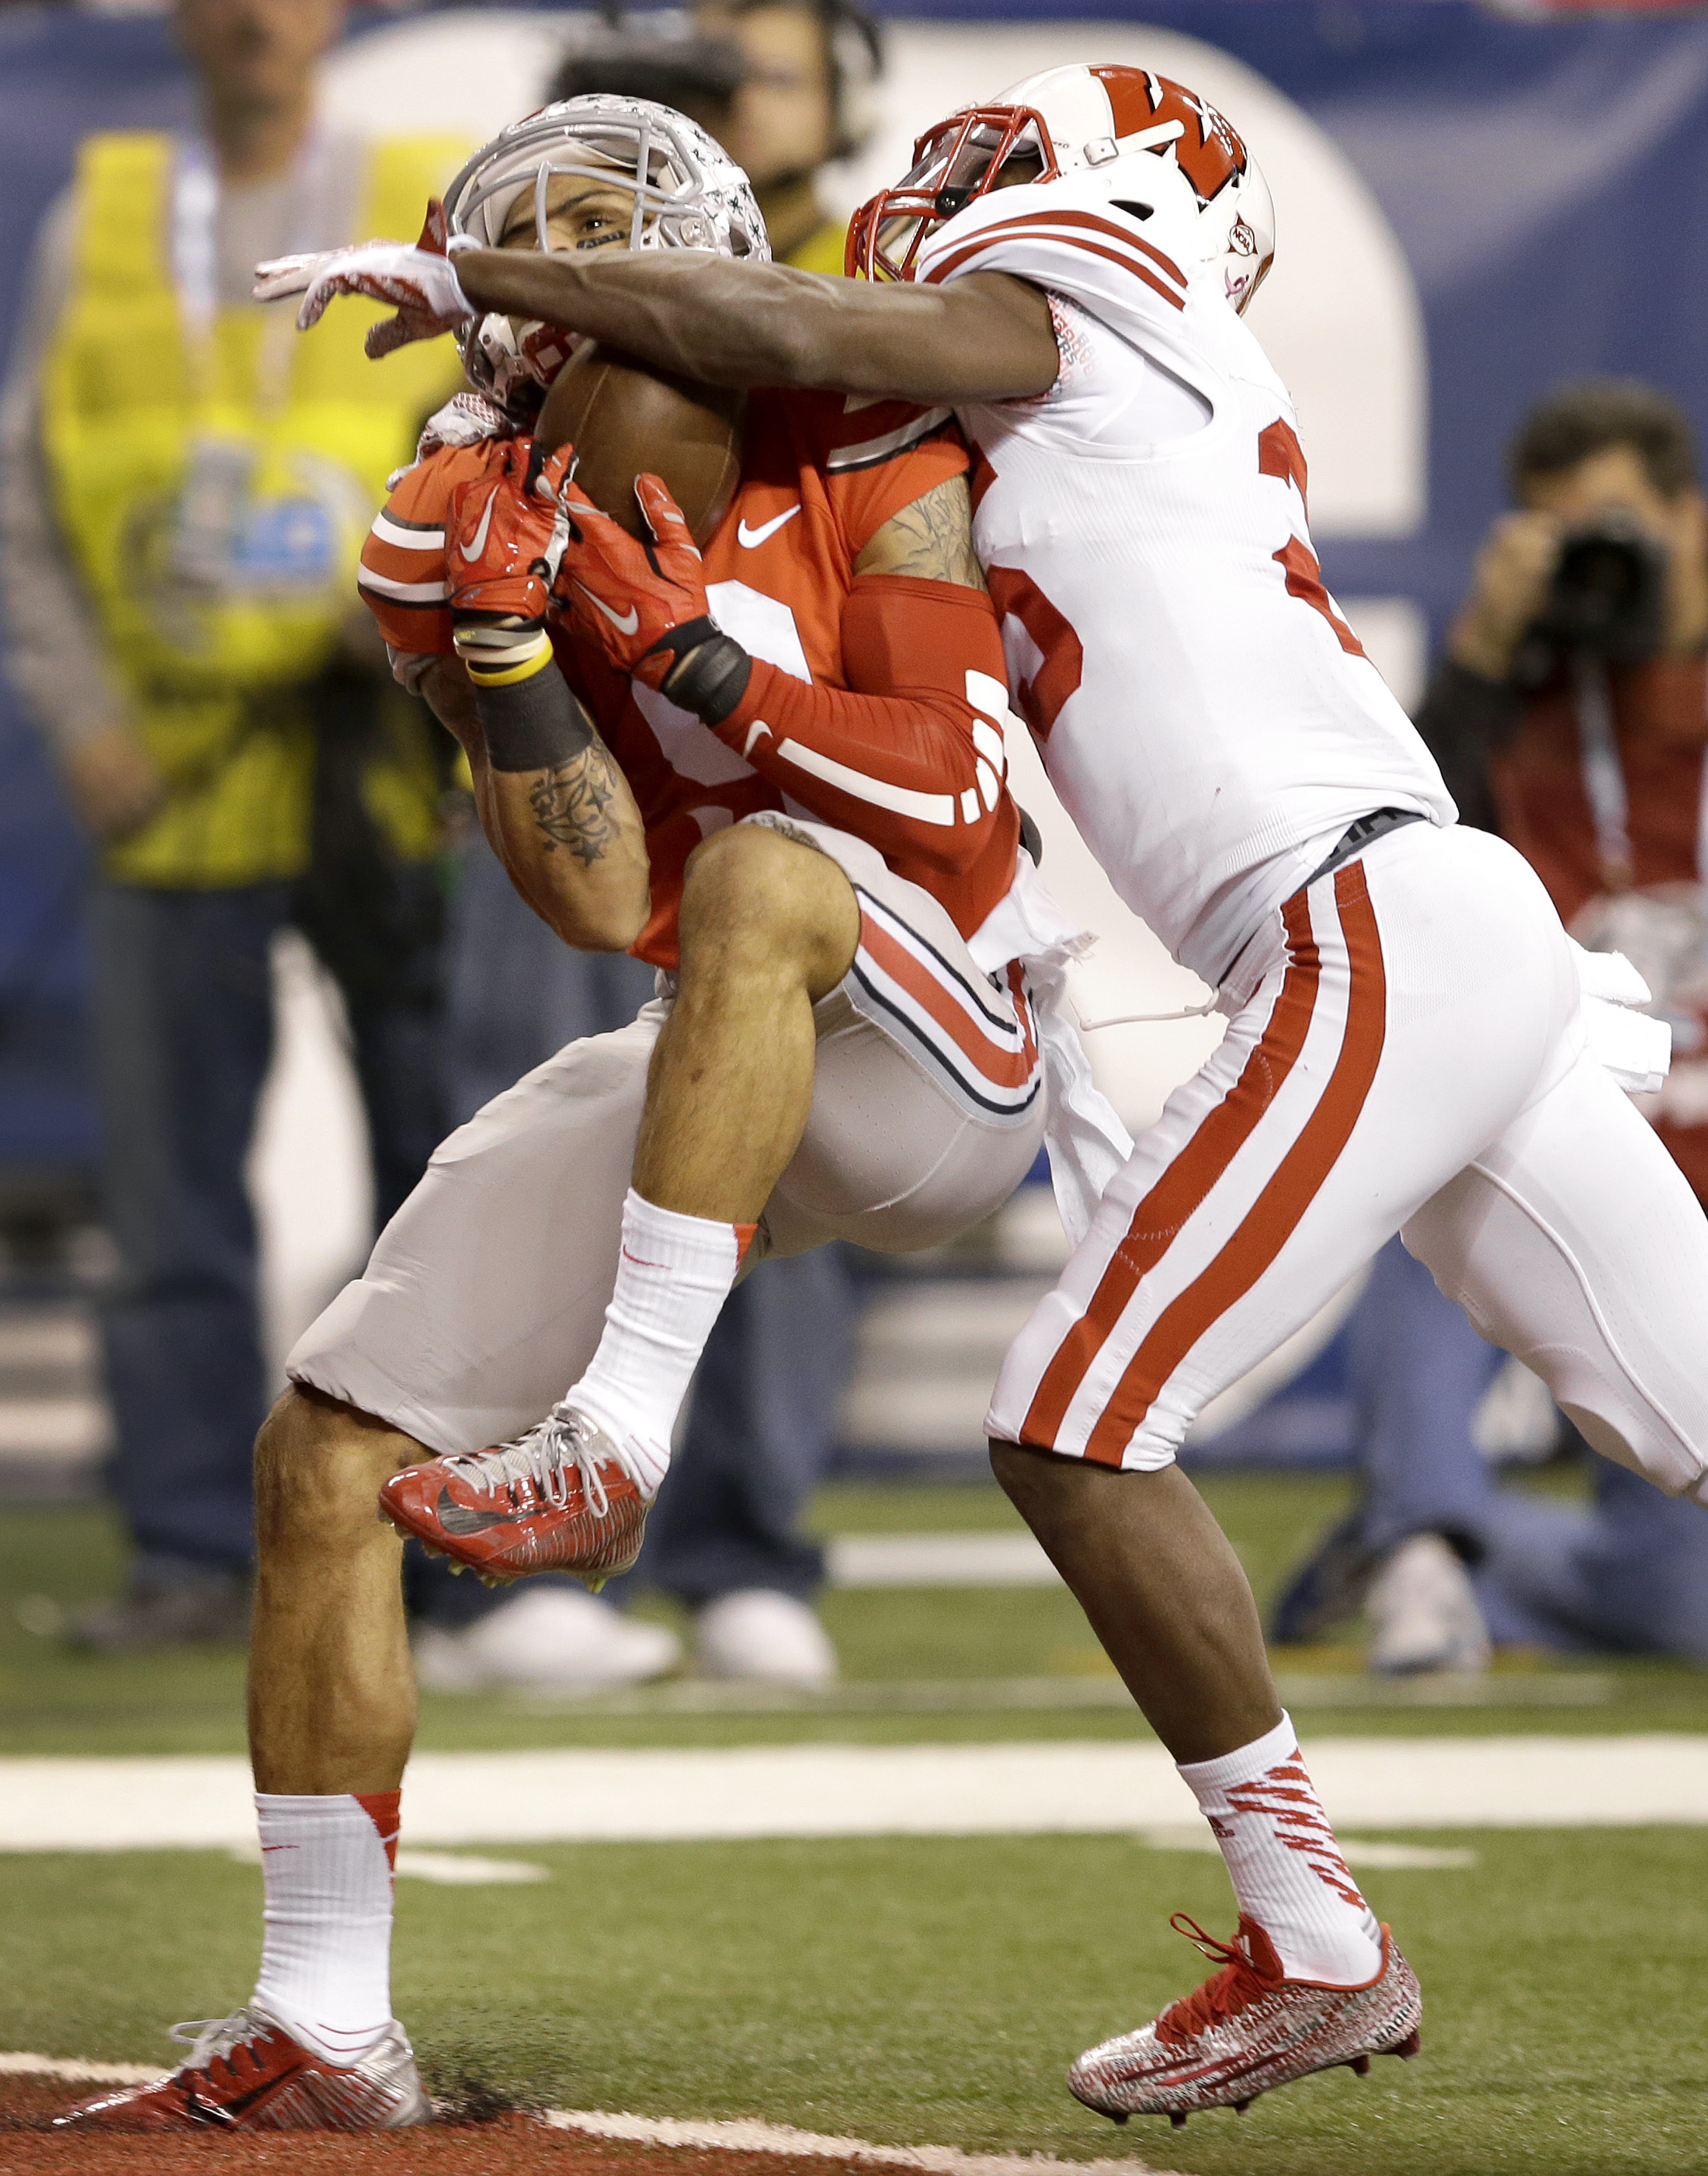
<box><xmin>849</xmin><ymin>62</ymin><xmax>1274</xmax><ymax>315</ymax></box>
<box><xmin>442</xmin><ymin>96</ymin><xmax>770</xmax><ymax>413</ymax></box>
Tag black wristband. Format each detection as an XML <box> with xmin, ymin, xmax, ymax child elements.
<box><xmin>646</xmin><ymin>618</ymin><xmax>753</xmax><ymax>725</ymax></box>
<box><xmin>473</xmin><ymin>666</ymin><xmax>595</xmax><ymax>773</ymax></box>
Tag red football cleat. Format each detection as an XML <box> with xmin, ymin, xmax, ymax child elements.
<box><xmin>1068</xmin><ymin>1914</ymin><xmax>1421</xmax><ymax>2129</ymax></box>
<box><xmin>380</xmin><ymin>1403</ymin><xmax>649</xmax><ymax>1590</ymax></box>
<box><xmin>54</xmin><ymin>2006</ymin><xmax>431</xmax><ymax>2131</ymax></box>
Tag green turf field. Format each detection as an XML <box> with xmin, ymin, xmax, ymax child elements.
<box><xmin>4</xmin><ymin>1831</ymin><xmax>1704</xmax><ymax>2176</ymax></box>
<box><xmin>3</xmin><ymin>1476</ymin><xmax>1706</xmax><ymax>2174</ymax></box>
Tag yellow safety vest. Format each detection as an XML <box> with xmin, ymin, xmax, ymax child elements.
<box><xmin>41</xmin><ymin>130</ymin><xmax>466</xmax><ymax>886</ymax></box>
<box><xmin>786</xmin><ymin>218</ymin><xmax>850</xmax><ymax>276</ymax></box>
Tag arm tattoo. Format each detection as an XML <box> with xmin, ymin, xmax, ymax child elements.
<box><xmin>527</xmin><ymin>747</ymin><xmax>623</xmax><ymax>869</ymax></box>
<box><xmin>863</xmin><ymin>475</ymin><xmax>987</xmax><ymax>590</ymax></box>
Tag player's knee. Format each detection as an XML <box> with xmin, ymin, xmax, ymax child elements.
<box><xmin>681</xmin><ymin>823</ymin><xmax>856</xmax><ymax>986</ymax></box>
<box><xmin>254</xmin><ymin>1385</ymin><xmax>397</xmax><ymax>1552</ymax></box>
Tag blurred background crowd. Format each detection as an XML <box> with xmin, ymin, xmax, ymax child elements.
<box><xmin>3</xmin><ymin>0</ymin><xmax>1707</xmax><ymax>1698</ymax></box>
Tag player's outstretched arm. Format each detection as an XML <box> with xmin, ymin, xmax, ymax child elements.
<box><xmin>455</xmin><ymin>250</ymin><xmax>1060</xmax><ymax>407</ymax></box>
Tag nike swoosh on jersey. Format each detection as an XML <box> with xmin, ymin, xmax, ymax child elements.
<box><xmin>573</xmin><ymin>581</ymin><xmax>641</xmax><ymax>636</ymax></box>
<box><xmin>737</xmin><ymin>505</ymin><xmax>801</xmax><ymax>549</ymax></box>
<box><xmin>457</xmin><ymin>488</ymin><xmax>497</xmax><ymax>563</ymax></box>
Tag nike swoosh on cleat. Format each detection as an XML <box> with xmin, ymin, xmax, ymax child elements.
<box><xmin>434</xmin><ymin>1483</ymin><xmax>519</xmax><ymax>1536</ymax></box>
<box><xmin>458</xmin><ymin>488</ymin><xmax>497</xmax><ymax>563</ymax></box>
<box><xmin>737</xmin><ymin>505</ymin><xmax>800</xmax><ymax>548</ymax></box>
<box><xmin>186</xmin><ymin>2070</ymin><xmax>297</xmax><ymax>2126</ymax></box>
<box><xmin>573</xmin><ymin>581</ymin><xmax>640</xmax><ymax>636</ymax></box>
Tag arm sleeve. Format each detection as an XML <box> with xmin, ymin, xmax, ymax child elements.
<box><xmin>818</xmin><ymin>405</ymin><xmax>970</xmax><ymax>558</ymax></box>
<box><xmin>0</xmin><ymin>190</ymin><xmax>134</xmax><ymax>758</ymax></box>
<box><xmin>1411</xmin><ymin>656</ymin><xmax>1522</xmax><ymax>837</ymax></box>
<box><xmin>710</xmin><ymin>572</ymin><xmax>1015</xmax><ymax>878</ymax></box>
<box><xmin>357</xmin><ymin>440</ymin><xmax>508</xmax><ymax>659</ymax></box>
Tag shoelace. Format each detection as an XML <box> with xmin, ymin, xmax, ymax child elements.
<box><xmin>443</xmin><ymin>1404</ymin><xmax>614</xmax><ymax>1517</ymax></box>
<box><xmin>168</xmin><ymin>2008</ymin><xmax>271</xmax><ymax>2080</ymax></box>
<box><xmin>1154</xmin><ymin>1916</ymin><xmax>1271</xmax><ymax>2046</ymax></box>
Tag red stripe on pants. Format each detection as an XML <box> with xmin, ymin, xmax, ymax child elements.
<box><xmin>1018</xmin><ymin>888</ymin><xmax>1323</xmax><ymax>1448</ymax></box>
<box><xmin>859</xmin><ymin>913</ymin><xmax>1036</xmax><ymax>1090</ymax></box>
<box><xmin>1081</xmin><ymin>860</ymin><xmax>1388</xmax><ymax>1465</ymax></box>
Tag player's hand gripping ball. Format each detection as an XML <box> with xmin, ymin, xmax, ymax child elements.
<box><xmin>537</xmin><ymin>345</ymin><xmax>744</xmax><ymax>547</ymax></box>
<box><xmin>554</xmin><ymin>472</ymin><xmax>720</xmax><ymax>693</ymax></box>
<box><xmin>446</xmin><ymin>439</ymin><xmax>577</xmax><ymax>628</ymax></box>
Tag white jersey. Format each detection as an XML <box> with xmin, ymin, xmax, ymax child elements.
<box><xmin>916</xmin><ymin>176</ymin><xmax>1455</xmax><ymax>985</ymax></box>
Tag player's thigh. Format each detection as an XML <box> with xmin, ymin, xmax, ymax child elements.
<box><xmin>990</xmin><ymin>822</ymin><xmax>1578</xmax><ymax>1466</ymax></box>
<box><xmin>287</xmin><ymin>1006</ymin><xmax>665</xmax><ymax>1455</ymax></box>
<box><xmin>763</xmin><ymin>1001</ymin><xmax>1045</xmax><ymax>1257</ymax></box>
<box><xmin>745</xmin><ymin>815</ymin><xmax>1047</xmax><ymax>1257</ymax></box>
<box><xmin>1404</xmin><ymin>1048</ymin><xmax>1708</xmax><ymax>1500</ymax></box>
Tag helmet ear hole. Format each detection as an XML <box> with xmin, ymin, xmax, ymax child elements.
<box><xmin>1109</xmin><ymin>199</ymin><xmax>1154</xmax><ymax>222</ymax></box>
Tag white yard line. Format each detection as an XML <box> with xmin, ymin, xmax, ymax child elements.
<box><xmin>546</xmin><ymin>2108</ymin><xmax>1187</xmax><ymax>2176</ymax></box>
<box><xmin>826</xmin><ymin>1535</ymin><xmax>1061</xmax><ymax>1588</ymax></box>
<box><xmin>0</xmin><ymin>2053</ymin><xmax>163</xmax><ymax>2084</ymax></box>
<box><xmin>0</xmin><ymin>1737</ymin><xmax>1703</xmax><ymax>1852</ymax></box>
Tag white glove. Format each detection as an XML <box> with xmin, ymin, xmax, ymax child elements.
<box><xmin>253</xmin><ymin>198</ymin><xmax>477</xmax><ymax>360</ymax></box>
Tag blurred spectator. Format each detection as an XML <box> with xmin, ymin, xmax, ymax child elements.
<box><xmin>693</xmin><ymin>0</ymin><xmax>883</xmax><ymax>271</ymax></box>
<box><xmin>1276</xmin><ymin>380</ymin><xmax>1708</xmax><ymax>1671</ymax></box>
<box><xmin>0</xmin><ymin>0</ymin><xmax>464</xmax><ymax>1649</ymax></box>
<box><xmin>413</xmin><ymin>16</ymin><xmax>884</xmax><ymax>1693</ymax></box>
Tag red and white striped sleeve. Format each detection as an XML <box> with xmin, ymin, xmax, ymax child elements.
<box><xmin>356</xmin><ymin>441</ymin><xmax>508</xmax><ymax>659</ymax></box>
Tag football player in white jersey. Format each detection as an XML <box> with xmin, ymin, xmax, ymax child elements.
<box><xmin>269</xmin><ymin>62</ymin><xmax>1708</xmax><ymax>2130</ymax></box>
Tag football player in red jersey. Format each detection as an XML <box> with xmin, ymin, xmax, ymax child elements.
<box><xmin>61</xmin><ymin>99</ymin><xmax>1120</xmax><ymax>2132</ymax></box>
<box><xmin>267</xmin><ymin>59</ymin><xmax>1708</xmax><ymax>2131</ymax></box>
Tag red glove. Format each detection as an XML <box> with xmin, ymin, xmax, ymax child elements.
<box><xmin>447</xmin><ymin>440</ymin><xmax>575</xmax><ymax>626</ymax></box>
<box><xmin>446</xmin><ymin>440</ymin><xmax>598</xmax><ymax>773</ymax></box>
<box><xmin>555</xmin><ymin>473</ymin><xmax>752</xmax><ymax>721</ymax></box>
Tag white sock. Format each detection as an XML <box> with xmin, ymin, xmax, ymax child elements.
<box><xmin>251</xmin><ymin>1791</ymin><xmax>397</xmax><ymax>2063</ymax></box>
<box><xmin>568</xmin><ymin>1190</ymin><xmax>751</xmax><ymax>1495</ymax></box>
<box><xmin>1178</xmin><ymin>1713</ymin><xmax>1383</xmax><ymax>1986</ymax></box>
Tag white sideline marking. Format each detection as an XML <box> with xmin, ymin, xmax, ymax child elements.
<box><xmin>543</xmin><ymin>2108</ymin><xmax>1185</xmax><ymax>2176</ymax></box>
<box><xmin>1</xmin><ymin>1737</ymin><xmax>1705</xmax><ymax>1852</ymax></box>
<box><xmin>1137</xmin><ymin>1825</ymin><xmax>1477</xmax><ymax>1869</ymax></box>
<box><xmin>225</xmin><ymin>1841</ymin><xmax>549</xmax><ymax>1885</ymax></box>
<box><xmin>0</xmin><ymin>2053</ymin><xmax>163</xmax><ymax>2084</ymax></box>
<box><xmin>0</xmin><ymin>2067</ymin><xmax>1180</xmax><ymax>2174</ymax></box>
<box><xmin>828</xmin><ymin>1534</ymin><xmax>1060</xmax><ymax>1587</ymax></box>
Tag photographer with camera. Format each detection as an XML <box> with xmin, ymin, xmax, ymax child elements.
<box><xmin>1276</xmin><ymin>379</ymin><xmax>1708</xmax><ymax>1674</ymax></box>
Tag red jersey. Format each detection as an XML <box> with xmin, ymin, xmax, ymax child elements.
<box><xmin>361</xmin><ymin>391</ymin><xmax>1022</xmax><ymax>967</ymax></box>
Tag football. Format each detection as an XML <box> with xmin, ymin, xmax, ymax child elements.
<box><xmin>536</xmin><ymin>345</ymin><xmax>745</xmax><ymax>546</ymax></box>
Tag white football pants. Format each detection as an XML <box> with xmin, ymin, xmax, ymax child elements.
<box><xmin>292</xmin><ymin>818</ymin><xmax>1046</xmax><ymax>1458</ymax></box>
<box><xmin>988</xmin><ymin>819</ymin><xmax>1708</xmax><ymax>1503</ymax></box>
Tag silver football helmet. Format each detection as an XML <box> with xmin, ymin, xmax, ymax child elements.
<box><xmin>442</xmin><ymin>96</ymin><xmax>770</xmax><ymax>414</ymax></box>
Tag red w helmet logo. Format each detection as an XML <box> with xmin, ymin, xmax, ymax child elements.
<box><xmin>1089</xmin><ymin>66</ymin><xmax>1248</xmax><ymax>206</ymax></box>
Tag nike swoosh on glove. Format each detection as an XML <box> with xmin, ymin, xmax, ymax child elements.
<box><xmin>254</xmin><ymin>198</ymin><xmax>477</xmax><ymax>360</ymax></box>
<box><xmin>447</xmin><ymin>440</ymin><xmax>577</xmax><ymax>631</ymax></box>
<box><xmin>555</xmin><ymin>473</ymin><xmax>726</xmax><ymax>695</ymax></box>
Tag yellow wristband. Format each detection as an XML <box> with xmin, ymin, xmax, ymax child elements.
<box><xmin>456</xmin><ymin>628</ymin><xmax>554</xmax><ymax>687</ymax></box>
